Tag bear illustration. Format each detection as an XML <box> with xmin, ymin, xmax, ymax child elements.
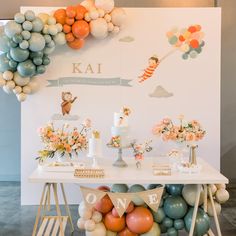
<box><xmin>61</xmin><ymin>92</ymin><xmax>77</xmax><ymax>116</ymax></box>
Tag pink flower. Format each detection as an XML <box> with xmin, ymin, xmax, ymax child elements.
<box><xmin>135</xmin><ymin>153</ymin><xmax>144</xmax><ymax>160</ymax></box>
<box><xmin>152</xmin><ymin>125</ymin><xmax>162</xmax><ymax>135</ymax></box>
<box><xmin>186</xmin><ymin>133</ymin><xmax>195</xmax><ymax>142</ymax></box>
<box><xmin>83</xmin><ymin>118</ymin><xmax>91</xmax><ymax>128</ymax></box>
<box><xmin>162</xmin><ymin>118</ymin><xmax>171</xmax><ymax>125</ymax></box>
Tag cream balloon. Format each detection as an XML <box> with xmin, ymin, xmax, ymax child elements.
<box><xmin>107</xmin><ymin>22</ymin><xmax>114</xmax><ymax>32</ymax></box>
<box><xmin>3</xmin><ymin>71</ymin><xmax>14</xmax><ymax>81</ymax></box>
<box><xmin>91</xmin><ymin>211</ymin><xmax>102</xmax><ymax>223</ymax></box>
<box><xmin>95</xmin><ymin>0</ymin><xmax>114</xmax><ymax>13</ymax></box>
<box><xmin>28</xmin><ymin>79</ymin><xmax>40</xmax><ymax>94</ymax></box>
<box><xmin>106</xmin><ymin>231</ymin><xmax>117</xmax><ymax>236</ymax></box>
<box><xmin>182</xmin><ymin>184</ymin><xmax>204</xmax><ymax>206</ymax></box>
<box><xmin>90</xmin><ymin>18</ymin><xmax>108</xmax><ymax>39</ymax></box>
<box><xmin>78</xmin><ymin>201</ymin><xmax>93</xmax><ymax>220</ymax></box>
<box><xmin>53</xmin><ymin>32</ymin><xmax>66</xmax><ymax>45</ymax></box>
<box><xmin>111</xmin><ymin>8</ymin><xmax>126</xmax><ymax>27</ymax></box>
<box><xmin>84</xmin><ymin>12</ymin><xmax>91</xmax><ymax>22</ymax></box>
<box><xmin>13</xmin><ymin>86</ymin><xmax>22</xmax><ymax>94</ymax></box>
<box><xmin>210</xmin><ymin>184</ymin><xmax>217</xmax><ymax>196</ymax></box>
<box><xmin>207</xmin><ymin>199</ymin><xmax>221</xmax><ymax>216</ymax></box>
<box><xmin>38</xmin><ymin>13</ymin><xmax>50</xmax><ymax>24</ymax></box>
<box><xmin>14</xmin><ymin>72</ymin><xmax>30</xmax><ymax>86</ymax></box>
<box><xmin>216</xmin><ymin>184</ymin><xmax>226</xmax><ymax>189</ymax></box>
<box><xmin>6</xmin><ymin>80</ymin><xmax>16</xmax><ymax>90</ymax></box>
<box><xmin>104</xmin><ymin>14</ymin><xmax>111</xmax><ymax>23</ymax></box>
<box><xmin>81</xmin><ymin>0</ymin><xmax>95</xmax><ymax>11</ymax></box>
<box><xmin>17</xmin><ymin>93</ymin><xmax>27</xmax><ymax>102</ymax></box>
<box><xmin>112</xmin><ymin>26</ymin><xmax>120</xmax><ymax>34</ymax></box>
<box><xmin>85</xmin><ymin>219</ymin><xmax>96</xmax><ymax>232</ymax></box>
<box><xmin>3</xmin><ymin>85</ymin><xmax>12</xmax><ymax>94</ymax></box>
<box><xmin>215</xmin><ymin>189</ymin><xmax>230</xmax><ymax>204</ymax></box>
<box><xmin>23</xmin><ymin>85</ymin><xmax>32</xmax><ymax>94</ymax></box>
<box><xmin>77</xmin><ymin>217</ymin><xmax>86</xmax><ymax>230</ymax></box>
<box><xmin>89</xmin><ymin>10</ymin><xmax>99</xmax><ymax>20</ymax></box>
<box><xmin>98</xmin><ymin>8</ymin><xmax>105</xmax><ymax>17</ymax></box>
<box><xmin>85</xmin><ymin>222</ymin><xmax>106</xmax><ymax>236</ymax></box>
<box><xmin>0</xmin><ymin>77</ymin><xmax>6</xmax><ymax>87</ymax></box>
<box><xmin>140</xmin><ymin>222</ymin><xmax>161</xmax><ymax>236</ymax></box>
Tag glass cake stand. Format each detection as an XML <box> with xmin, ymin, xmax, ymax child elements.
<box><xmin>107</xmin><ymin>144</ymin><xmax>131</xmax><ymax>168</ymax></box>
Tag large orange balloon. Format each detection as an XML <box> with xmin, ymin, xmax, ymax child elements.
<box><xmin>72</xmin><ymin>20</ymin><xmax>90</xmax><ymax>39</ymax></box>
<box><xmin>104</xmin><ymin>212</ymin><xmax>126</xmax><ymax>232</ymax></box>
<box><xmin>68</xmin><ymin>38</ymin><xmax>84</xmax><ymax>49</ymax></box>
<box><xmin>126</xmin><ymin>207</ymin><xmax>153</xmax><ymax>234</ymax></box>
<box><xmin>126</xmin><ymin>202</ymin><xmax>134</xmax><ymax>213</ymax></box>
<box><xmin>118</xmin><ymin>227</ymin><xmax>138</xmax><ymax>236</ymax></box>
<box><xmin>94</xmin><ymin>195</ymin><xmax>113</xmax><ymax>214</ymax></box>
<box><xmin>66</xmin><ymin>6</ymin><xmax>76</xmax><ymax>18</ymax></box>
<box><xmin>75</xmin><ymin>5</ymin><xmax>87</xmax><ymax>20</ymax></box>
<box><xmin>54</xmin><ymin>9</ymin><xmax>66</xmax><ymax>25</ymax></box>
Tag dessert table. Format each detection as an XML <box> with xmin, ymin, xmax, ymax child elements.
<box><xmin>29</xmin><ymin>157</ymin><xmax>228</xmax><ymax>236</ymax></box>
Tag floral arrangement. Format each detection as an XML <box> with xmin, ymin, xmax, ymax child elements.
<box><xmin>107</xmin><ymin>136</ymin><xmax>121</xmax><ymax>148</ymax></box>
<box><xmin>152</xmin><ymin>115</ymin><xmax>206</xmax><ymax>143</ymax></box>
<box><xmin>131</xmin><ymin>140</ymin><xmax>152</xmax><ymax>160</ymax></box>
<box><xmin>37</xmin><ymin>119</ymin><xmax>91</xmax><ymax>162</ymax></box>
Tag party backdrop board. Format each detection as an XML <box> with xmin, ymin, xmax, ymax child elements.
<box><xmin>21</xmin><ymin>7</ymin><xmax>221</xmax><ymax>205</ymax></box>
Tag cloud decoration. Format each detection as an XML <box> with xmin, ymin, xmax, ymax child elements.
<box><xmin>149</xmin><ymin>85</ymin><xmax>173</xmax><ymax>98</ymax></box>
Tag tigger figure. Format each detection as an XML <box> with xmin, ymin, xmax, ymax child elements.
<box><xmin>138</xmin><ymin>55</ymin><xmax>160</xmax><ymax>83</ymax></box>
<box><xmin>61</xmin><ymin>92</ymin><xmax>77</xmax><ymax>116</ymax></box>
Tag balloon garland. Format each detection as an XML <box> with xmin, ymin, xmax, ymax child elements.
<box><xmin>0</xmin><ymin>0</ymin><xmax>126</xmax><ymax>102</ymax></box>
<box><xmin>77</xmin><ymin>184</ymin><xmax>229</xmax><ymax>236</ymax></box>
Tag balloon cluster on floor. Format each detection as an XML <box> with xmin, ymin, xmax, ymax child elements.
<box><xmin>167</xmin><ymin>24</ymin><xmax>205</xmax><ymax>60</ymax></box>
<box><xmin>77</xmin><ymin>184</ymin><xmax>229</xmax><ymax>236</ymax></box>
<box><xmin>0</xmin><ymin>0</ymin><xmax>126</xmax><ymax>101</ymax></box>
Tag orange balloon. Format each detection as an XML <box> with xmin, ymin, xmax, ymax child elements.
<box><xmin>190</xmin><ymin>39</ymin><xmax>199</xmax><ymax>48</ymax></box>
<box><xmin>126</xmin><ymin>202</ymin><xmax>134</xmax><ymax>214</ymax></box>
<box><xmin>95</xmin><ymin>195</ymin><xmax>113</xmax><ymax>214</ymax></box>
<box><xmin>68</xmin><ymin>38</ymin><xmax>85</xmax><ymax>49</ymax></box>
<box><xmin>72</xmin><ymin>20</ymin><xmax>90</xmax><ymax>39</ymax></box>
<box><xmin>112</xmin><ymin>207</ymin><xmax>120</xmax><ymax>218</ymax></box>
<box><xmin>66</xmin><ymin>6</ymin><xmax>76</xmax><ymax>18</ymax></box>
<box><xmin>63</xmin><ymin>24</ymin><xmax>71</xmax><ymax>33</ymax></box>
<box><xmin>188</xmin><ymin>26</ymin><xmax>197</xmax><ymax>33</ymax></box>
<box><xmin>54</xmin><ymin>8</ymin><xmax>66</xmax><ymax>25</ymax></box>
<box><xmin>118</xmin><ymin>227</ymin><xmax>138</xmax><ymax>236</ymax></box>
<box><xmin>104</xmin><ymin>212</ymin><xmax>126</xmax><ymax>232</ymax></box>
<box><xmin>65</xmin><ymin>17</ymin><xmax>75</xmax><ymax>26</ymax></box>
<box><xmin>179</xmin><ymin>35</ymin><xmax>185</xmax><ymax>42</ymax></box>
<box><xmin>75</xmin><ymin>5</ymin><xmax>88</xmax><ymax>20</ymax></box>
<box><xmin>65</xmin><ymin>33</ymin><xmax>75</xmax><ymax>42</ymax></box>
<box><xmin>97</xmin><ymin>185</ymin><xmax>110</xmax><ymax>192</ymax></box>
<box><xmin>126</xmin><ymin>207</ymin><xmax>153</xmax><ymax>234</ymax></box>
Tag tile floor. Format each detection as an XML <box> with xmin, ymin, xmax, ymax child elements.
<box><xmin>0</xmin><ymin>182</ymin><xmax>235</xmax><ymax>236</ymax></box>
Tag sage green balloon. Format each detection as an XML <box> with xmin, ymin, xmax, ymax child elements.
<box><xmin>160</xmin><ymin>223</ymin><xmax>167</xmax><ymax>233</ymax></box>
<box><xmin>128</xmin><ymin>184</ymin><xmax>146</xmax><ymax>206</ymax></box>
<box><xmin>9</xmin><ymin>60</ymin><xmax>18</xmax><ymax>70</ymax></box>
<box><xmin>0</xmin><ymin>53</ymin><xmax>11</xmax><ymax>72</ymax></box>
<box><xmin>14</xmin><ymin>13</ymin><xmax>25</xmax><ymax>24</ymax></box>
<box><xmin>17</xmin><ymin>59</ymin><xmax>36</xmax><ymax>77</ymax></box>
<box><xmin>30</xmin><ymin>51</ymin><xmax>44</xmax><ymax>59</ymax></box>
<box><xmin>167</xmin><ymin>227</ymin><xmax>178</xmax><ymax>236</ymax></box>
<box><xmin>174</xmin><ymin>219</ymin><xmax>184</xmax><ymax>230</ymax></box>
<box><xmin>10</xmin><ymin>47</ymin><xmax>29</xmax><ymax>62</ymax></box>
<box><xmin>29</xmin><ymin>32</ymin><xmax>45</xmax><ymax>52</ymax></box>
<box><xmin>4</xmin><ymin>21</ymin><xmax>22</xmax><ymax>38</ymax></box>
<box><xmin>164</xmin><ymin>196</ymin><xmax>187</xmax><ymax>219</ymax></box>
<box><xmin>42</xmin><ymin>56</ymin><xmax>50</xmax><ymax>65</ymax></box>
<box><xmin>166</xmin><ymin>184</ymin><xmax>183</xmax><ymax>196</ymax></box>
<box><xmin>8</xmin><ymin>40</ymin><xmax>18</xmax><ymax>48</ymax></box>
<box><xmin>163</xmin><ymin>217</ymin><xmax>173</xmax><ymax>228</ymax></box>
<box><xmin>147</xmin><ymin>184</ymin><xmax>162</xmax><ymax>190</ymax></box>
<box><xmin>32</xmin><ymin>18</ymin><xmax>44</xmax><ymax>32</ymax></box>
<box><xmin>0</xmin><ymin>33</ymin><xmax>10</xmax><ymax>53</ymax></box>
<box><xmin>33</xmin><ymin>57</ymin><xmax>43</xmax><ymax>66</ymax></box>
<box><xmin>152</xmin><ymin>207</ymin><xmax>165</xmax><ymax>223</ymax></box>
<box><xmin>21</xmin><ymin>30</ymin><xmax>31</xmax><ymax>40</ymax></box>
<box><xmin>111</xmin><ymin>184</ymin><xmax>129</xmax><ymax>193</ymax></box>
<box><xmin>36</xmin><ymin>65</ymin><xmax>46</xmax><ymax>74</ymax></box>
<box><xmin>184</xmin><ymin>208</ymin><xmax>210</xmax><ymax>236</ymax></box>
<box><xmin>13</xmin><ymin>34</ymin><xmax>23</xmax><ymax>44</ymax></box>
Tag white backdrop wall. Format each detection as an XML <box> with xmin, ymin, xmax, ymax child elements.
<box><xmin>21</xmin><ymin>7</ymin><xmax>221</xmax><ymax>205</ymax></box>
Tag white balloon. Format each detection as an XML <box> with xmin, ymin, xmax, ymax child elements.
<box><xmin>182</xmin><ymin>184</ymin><xmax>204</xmax><ymax>206</ymax></box>
<box><xmin>215</xmin><ymin>189</ymin><xmax>230</xmax><ymax>204</ymax></box>
<box><xmin>107</xmin><ymin>22</ymin><xmax>114</xmax><ymax>32</ymax></box>
<box><xmin>3</xmin><ymin>71</ymin><xmax>14</xmax><ymax>81</ymax></box>
<box><xmin>23</xmin><ymin>85</ymin><xmax>31</xmax><ymax>94</ymax></box>
<box><xmin>38</xmin><ymin>13</ymin><xmax>50</xmax><ymax>24</ymax></box>
<box><xmin>77</xmin><ymin>218</ymin><xmax>86</xmax><ymax>230</ymax></box>
<box><xmin>81</xmin><ymin>0</ymin><xmax>95</xmax><ymax>10</ymax></box>
<box><xmin>48</xmin><ymin>25</ymin><xmax>58</xmax><ymax>36</ymax></box>
<box><xmin>13</xmin><ymin>86</ymin><xmax>22</xmax><ymax>94</ymax></box>
<box><xmin>43</xmin><ymin>25</ymin><xmax>49</xmax><ymax>34</ymax></box>
<box><xmin>91</xmin><ymin>211</ymin><xmax>102</xmax><ymax>223</ymax></box>
<box><xmin>17</xmin><ymin>93</ymin><xmax>27</xmax><ymax>102</ymax></box>
<box><xmin>112</xmin><ymin>26</ymin><xmax>120</xmax><ymax>34</ymax></box>
<box><xmin>95</xmin><ymin>0</ymin><xmax>114</xmax><ymax>13</ymax></box>
<box><xmin>14</xmin><ymin>72</ymin><xmax>30</xmax><ymax>86</ymax></box>
<box><xmin>90</xmin><ymin>18</ymin><xmax>108</xmax><ymax>39</ymax></box>
<box><xmin>85</xmin><ymin>219</ymin><xmax>96</xmax><ymax>231</ymax></box>
<box><xmin>104</xmin><ymin>14</ymin><xmax>111</xmax><ymax>23</ymax></box>
<box><xmin>0</xmin><ymin>77</ymin><xmax>6</xmax><ymax>87</ymax></box>
<box><xmin>28</xmin><ymin>80</ymin><xmax>40</xmax><ymax>94</ymax></box>
<box><xmin>111</xmin><ymin>8</ymin><xmax>126</xmax><ymax>27</ymax></box>
<box><xmin>78</xmin><ymin>201</ymin><xmax>92</xmax><ymax>220</ymax></box>
<box><xmin>6</xmin><ymin>80</ymin><xmax>16</xmax><ymax>90</ymax></box>
<box><xmin>85</xmin><ymin>223</ymin><xmax>106</xmax><ymax>236</ymax></box>
<box><xmin>89</xmin><ymin>10</ymin><xmax>99</xmax><ymax>20</ymax></box>
<box><xmin>47</xmin><ymin>16</ymin><xmax>56</xmax><ymax>25</ymax></box>
<box><xmin>53</xmin><ymin>32</ymin><xmax>66</xmax><ymax>45</ymax></box>
<box><xmin>207</xmin><ymin>199</ymin><xmax>221</xmax><ymax>216</ymax></box>
<box><xmin>3</xmin><ymin>85</ymin><xmax>12</xmax><ymax>94</ymax></box>
<box><xmin>56</xmin><ymin>23</ymin><xmax>63</xmax><ymax>32</ymax></box>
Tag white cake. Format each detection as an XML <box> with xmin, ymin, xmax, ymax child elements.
<box><xmin>88</xmin><ymin>131</ymin><xmax>102</xmax><ymax>157</ymax></box>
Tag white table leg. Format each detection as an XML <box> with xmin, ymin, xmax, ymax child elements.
<box><xmin>52</xmin><ymin>183</ymin><xmax>64</xmax><ymax>236</ymax></box>
<box><xmin>60</xmin><ymin>183</ymin><xmax>74</xmax><ymax>232</ymax></box>
<box><xmin>208</xmin><ymin>185</ymin><xmax>222</xmax><ymax>236</ymax></box>
<box><xmin>189</xmin><ymin>184</ymin><xmax>201</xmax><ymax>236</ymax></box>
<box><xmin>32</xmin><ymin>183</ymin><xmax>47</xmax><ymax>236</ymax></box>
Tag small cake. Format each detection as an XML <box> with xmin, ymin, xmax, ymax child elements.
<box><xmin>88</xmin><ymin>130</ymin><xmax>102</xmax><ymax>157</ymax></box>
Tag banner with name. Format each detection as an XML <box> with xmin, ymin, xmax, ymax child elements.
<box><xmin>80</xmin><ymin>186</ymin><xmax>164</xmax><ymax>217</ymax></box>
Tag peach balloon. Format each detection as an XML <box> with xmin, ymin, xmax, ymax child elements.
<box><xmin>97</xmin><ymin>185</ymin><xmax>110</xmax><ymax>191</ymax></box>
<box><xmin>125</xmin><ymin>202</ymin><xmax>134</xmax><ymax>213</ymax></box>
<box><xmin>75</xmin><ymin>5</ymin><xmax>88</xmax><ymax>20</ymax></box>
<box><xmin>112</xmin><ymin>207</ymin><xmax>120</xmax><ymax>218</ymax></box>
<box><xmin>126</xmin><ymin>207</ymin><xmax>153</xmax><ymax>234</ymax></box>
<box><xmin>68</xmin><ymin>38</ymin><xmax>84</xmax><ymax>49</ymax></box>
<box><xmin>95</xmin><ymin>195</ymin><xmax>113</xmax><ymax>214</ymax></box>
<box><xmin>66</xmin><ymin>6</ymin><xmax>76</xmax><ymax>18</ymax></box>
<box><xmin>118</xmin><ymin>227</ymin><xmax>138</xmax><ymax>236</ymax></box>
<box><xmin>72</xmin><ymin>20</ymin><xmax>90</xmax><ymax>39</ymax></box>
<box><xmin>54</xmin><ymin>9</ymin><xmax>66</xmax><ymax>25</ymax></box>
<box><xmin>65</xmin><ymin>33</ymin><xmax>75</xmax><ymax>42</ymax></box>
<box><xmin>104</xmin><ymin>212</ymin><xmax>126</xmax><ymax>232</ymax></box>
<box><xmin>63</xmin><ymin>24</ymin><xmax>71</xmax><ymax>33</ymax></box>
